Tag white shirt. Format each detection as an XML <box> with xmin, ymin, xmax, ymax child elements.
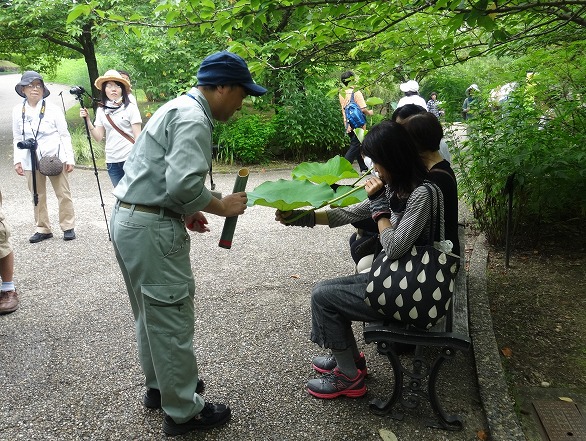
<box><xmin>94</xmin><ymin>102</ymin><xmax>142</xmax><ymax>163</ymax></box>
<box><xmin>12</xmin><ymin>99</ymin><xmax>75</xmax><ymax>170</ymax></box>
<box><xmin>397</xmin><ymin>95</ymin><xmax>428</xmax><ymax>110</ymax></box>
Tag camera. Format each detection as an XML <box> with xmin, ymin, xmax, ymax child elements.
<box><xmin>69</xmin><ymin>86</ymin><xmax>85</xmax><ymax>96</ymax></box>
<box><xmin>17</xmin><ymin>138</ymin><xmax>38</xmax><ymax>150</ymax></box>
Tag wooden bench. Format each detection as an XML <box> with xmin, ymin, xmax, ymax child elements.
<box><xmin>362</xmin><ymin>225</ymin><xmax>470</xmax><ymax>431</ymax></box>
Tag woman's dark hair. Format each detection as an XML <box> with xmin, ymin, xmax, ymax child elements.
<box><xmin>402</xmin><ymin>112</ymin><xmax>443</xmax><ymax>153</ymax></box>
<box><xmin>341</xmin><ymin>70</ymin><xmax>354</xmax><ymax>86</ymax></box>
<box><xmin>100</xmin><ymin>81</ymin><xmax>130</xmax><ymax>107</ymax></box>
<box><xmin>391</xmin><ymin>104</ymin><xmax>427</xmax><ymax>122</ymax></box>
<box><xmin>361</xmin><ymin>120</ymin><xmax>428</xmax><ymax>195</ymax></box>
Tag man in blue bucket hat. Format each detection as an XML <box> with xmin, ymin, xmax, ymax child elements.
<box><xmin>111</xmin><ymin>51</ymin><xmax>266</xmax><ymax>437</ymax></box>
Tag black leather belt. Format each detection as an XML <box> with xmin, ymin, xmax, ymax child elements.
<box><xmin>118</xmin><ymin>201</ymin><xmax>183</xmax><ymax>220</ymax></box>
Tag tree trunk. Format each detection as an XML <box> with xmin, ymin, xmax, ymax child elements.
<box><xmin>80</xmin><ymin>22</ymin><xmax>100</xmax><ymax>110</ymax></box>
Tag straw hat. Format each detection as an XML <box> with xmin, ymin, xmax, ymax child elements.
<box><xmin>94</xmin><ymin>69</ymin><xmax>131</xmax><ymax>91</ymax></box>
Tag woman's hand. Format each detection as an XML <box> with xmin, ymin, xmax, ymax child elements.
<box><xmin>65</xmin><ymin>164</ymin><xmax>74</xmax><ymax>173</ymax></box>
<box><xmin>14</xmin><ymin>163</ymin><xmax>24</xmax><ymax>176</ymax></box>
<box><xmin>80</xmin><ymin>108</ymin><xmax>89</xmax><ymax>119</ymax></box>
<box><xmin>366</xmin><ymin>177</ymin><xmax>391</xmax><ymax>223</ymax></box>
<box><xmin>275</xmin><ymin>209</ymin><xmax>316</xmax><ymax>227</ymax></box>
<box><xmin>364</xmin><ymin>176</ymin><xmax>384</xmax><ymax>197</ymax></box>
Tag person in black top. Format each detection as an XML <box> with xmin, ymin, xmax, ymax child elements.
<box><xmin>401</xmin><ymin>112</ymin><xmax>460</xmax><ymax>256</ymax></box>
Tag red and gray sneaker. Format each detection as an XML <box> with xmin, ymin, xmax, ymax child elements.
<box><xmin>307</xmin><ymin>368</ymin><xmax>367</xmax><ymax>399</ymax></box>
<box><xmin>311</xmin><ymin>352</ymin><xmax>367</xmax><ymax>376</ymax></box>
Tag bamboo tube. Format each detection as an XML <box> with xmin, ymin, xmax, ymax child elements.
<box><xmin>218</xmin><ymin>168</ymin><xmax>249</xmax><ymax>249</ymax></box>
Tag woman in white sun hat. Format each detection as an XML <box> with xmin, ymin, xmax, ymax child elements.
<box><xmin>12</xmin><ymin>70</ymin><xmax>77</xmax><ymax>243</ymax></box>
<box><xmin>397</xmin><ymin>79</ymin><xmax>427</xmax><ymax>109</ymax></box>
<box><xmin>80</xmin><ymin>69</ymin><xmax>142</xmax><ymax>187</ymax></box>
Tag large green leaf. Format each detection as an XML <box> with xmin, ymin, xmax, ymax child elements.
<box><xmin>329</xmin><ymin>185</ymin><xmax>368</xmax><ymax>207</ymax></box>
<box><xmin>247</xmin><ymin>179</ymin><xmax>335</xmax><ymax>210</ymax></box>
<box><xmin>291</xmin><ymin>155</ymin><xmax>359</xmax><ymax>185</ymax></box>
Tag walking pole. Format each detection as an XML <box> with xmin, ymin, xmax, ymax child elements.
<box><xmin>58</xmin><ymin>91</ymin><xmax>66</xmax><ymax>113</ymax></box>
<box><xmin>70</xmin><ymin>86</ymin><xmax>111</xmax><ymax>241</ymax></box>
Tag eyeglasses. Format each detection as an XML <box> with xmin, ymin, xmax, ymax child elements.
<box><xmin>25</xmin><ymin>83</ymin><xmax>43</xmax><ymax>90</ymax></box>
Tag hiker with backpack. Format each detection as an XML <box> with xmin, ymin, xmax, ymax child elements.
<box><xmin>339</xmin><ymin>71</ymin><xmax>373</xmax><ymax>173</ymax></box>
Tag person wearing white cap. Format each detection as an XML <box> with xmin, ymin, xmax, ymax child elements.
<box><xmin>12</xmin><ymin>71</ymin><xmax>77</xmax><ymax>243</ymax></box>
<box><xmin>397</xmin><ymin>80</ymin><xmax>428</xmax><ymax>109</ymax></box>
<box><xmin>80</xmin><ymin>69</ymin><xmax>143</xmax><ymax>187</ymax></box>
<box><xmin>462</xmin><ymin>83</ymin><xmax>480</xmax><ymax>121</ymax></box>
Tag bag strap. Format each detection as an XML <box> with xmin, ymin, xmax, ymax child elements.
<box><xmin>105</xmin><ymin>113</ymin><xmax>135</xmax><ymax>144</ymax></box>
<box><xmin>429</xmin><ymin>167</ymin><xmax>456</xmax><ymax>185</ymax></box>
<box><xmin>423</xmin><ymin>182</ymin><xmax>445</xmax><ymax>246</ymax></box>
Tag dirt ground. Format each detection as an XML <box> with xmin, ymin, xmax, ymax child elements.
<box><xmin>484</xmin><ymin>218</ymin><xmax>586</xmax><ymax>434</ymax></box>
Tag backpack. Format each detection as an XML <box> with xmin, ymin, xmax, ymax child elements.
<box><xmin>344</xmin><ymin>91</ymin><xmax>367</xmax><ymax>129</ymax></box>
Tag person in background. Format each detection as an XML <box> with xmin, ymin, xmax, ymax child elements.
<box><xmin>12</xmin><ymin>71</ymin><xmax>77</xmax><ymax>243</ymax></box>
<box><xmin>392</xmin><ymin>104</ymin><xmax>451</xmax><ymax>164</ymax></box>
<box><xmin>462</xmin><ymin>83</ymin><xmax>480</xmax><ymax>121</ymax></box>
<box><xmin>80</xmin><ymin>69</ymin><xmax>142</xmax><ymax>187</ymax></box>
<box><xmin>0</xmin><ymin>189</ymin><xmax>18</xmax><ymax>314</ymax></box>
<box><xmin>426</xmin><ymin>91</ymin><xmax>443</xmax><ymax>119</ymax></box>
<box><xmin>397</xmin><ymin>80</ymin><xmax>427</xmax><ymax>109</ymax></box>
<box><xmin>110</xmin><ymin>50</ymin><xmax>266</xmax><ymax>437</ymax></box>
<box><xmin>339</xmin><ymin>70</ymin><xmax>373</xmax><ymax>173</ymax></box>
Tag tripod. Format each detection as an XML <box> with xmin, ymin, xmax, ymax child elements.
<box><xmin>73</xmin><ymin>92</ymin><xmax>111</xmax><ymax>241</ymax></box>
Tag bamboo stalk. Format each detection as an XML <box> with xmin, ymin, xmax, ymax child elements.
<box><xmin>219</xmin><ymin>168</ymin><xmax>249</xmax><ymax>249</ymax></box>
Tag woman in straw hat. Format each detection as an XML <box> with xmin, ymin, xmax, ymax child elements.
<box><xmin>12</xmin><ymin>70</ymin><xmax>77</xmax><ymax>243</ymax></box>
<box><xmin>80</xmin><ymin>69</ymin><xmax>142</xmax><ymax>187</ymax></box>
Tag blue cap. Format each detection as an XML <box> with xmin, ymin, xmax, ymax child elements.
<box><xmin>197</xmin><ymin>51</ymin><xmax>267</xmax><ymax>97</ymax></box>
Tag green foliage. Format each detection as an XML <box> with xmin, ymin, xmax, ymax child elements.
<box><xmin>247</xmin><ymin>179</ymin><xmax>336</xmax><ymax>211</ymax></box>
<box><xmin>97</xmin><ymin>27</ymin><xmax>221</xmax><ymax>100</ymax></box>
<box><xmin>421</xmin><ymin>56</ymin><xmax>521</xmax><ymax>122</ymax></box>
<box><xmin>247</xmin><ymin>156</ymin><xmax>368</xmax><ymax>210</ymax></box>
<box><xmin>213</xmin><ymin>113</ymin><xmax>276</xmax><ymax>164</ymax></box>
<box><xmin>70</xmin><ymin>126</ymin><xmax>105</xmax><ymax>165</ymax></box>
<box><xmin>454</xmin><ymin>51</ymin><xmax>586</xmax><ymax>245</ymax></box>
<box><xmin>271</xmin><ymin>94</ymin><xmax>347</xmax><ymax>161</ymax></box>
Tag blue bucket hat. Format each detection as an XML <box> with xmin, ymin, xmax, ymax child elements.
<box><xmin>196</xmin><ymin>51</ymin><xmax>267</xmax><ymax>97</ymax></box>
<box><xmin>15</xmin><ymin>71</ymin><xmax>50</xmax><ymax>98</ymax></box>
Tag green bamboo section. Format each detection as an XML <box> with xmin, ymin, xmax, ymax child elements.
<box><xmin>218</xmin><ymin>168</ymin><xmax>249</xmax><ymax>249</ymax></box>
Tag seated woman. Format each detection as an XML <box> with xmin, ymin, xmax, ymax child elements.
<box><xmin>276</xmin><ymin>121</ymin><xmax>457</xmax><ymax>399</ymax></box>
<box><xmin>402</xmin><ymin>112</ymin><xmax>460</xmax><ymax>256</ymax></box>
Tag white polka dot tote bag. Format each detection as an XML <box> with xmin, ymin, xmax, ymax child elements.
<box><xmin>364</xmin><ymin>184</ymin><xmax>460</xmax><ymax>329</ymax></box>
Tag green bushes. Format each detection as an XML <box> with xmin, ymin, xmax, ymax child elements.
<box><xmin>213</xmin><ymin>91</ymin><xmax>349</xmax><ymax>164</ymax></box>
<box><xmin>454</xmin><ymin>78</ymin><xmax>586</xmax><ymax>245</ymax></box>
<box><xmin>213</xmin><ymin>114</ymin><xmax>275</xmax><ymax>164</ymax></box>
<box><xmin>70</xmin><ymin>126</ymin><xmax>105</xmax><ymax>166</ymax></box>
<box><xmin>271</xmin><ymin>92</ymin><xmax>347</xmax><ymax>161</ymax></box>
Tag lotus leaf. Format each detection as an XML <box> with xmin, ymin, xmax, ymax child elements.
<box><xmin>247</xmin><ymin>179</ymin><xmax>335</xmax><ymax>211</ymax></box>
<box><xmin>291</xmin><ymin>155</ymin><xmax>358</xmax><ymax>185</ymax></box>
<box><xmin>329</xmin><ymin>185</ymin><xmax>368</xmax><ymax>207</ymax></box>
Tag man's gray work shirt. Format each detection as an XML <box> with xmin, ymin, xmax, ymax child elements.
<box><xmin>113</xmin><ymin>88</ymin><xmax>215</xmax><ymax>215</ymax></box>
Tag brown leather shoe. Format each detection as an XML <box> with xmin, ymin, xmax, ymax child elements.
<box><xmin>0</xmin><ymin>290</ymin><xmax>19</xmax><ymax>314</ymax></box>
